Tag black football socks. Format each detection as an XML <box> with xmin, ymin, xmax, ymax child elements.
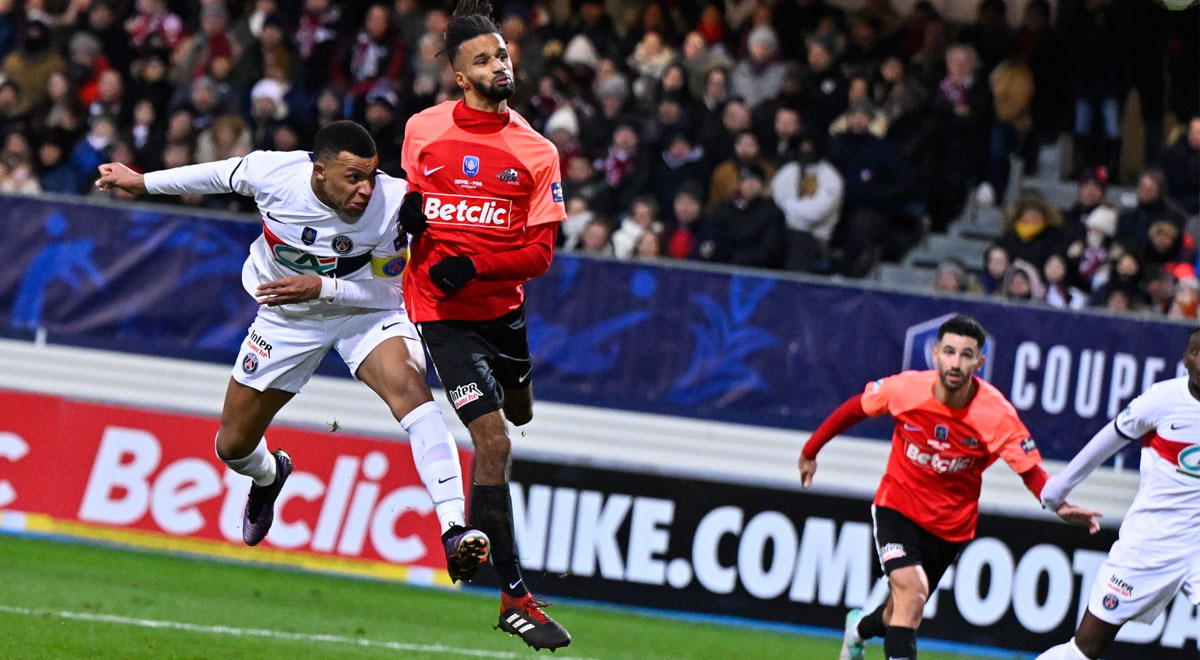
<box><xmin>470</xmin><ymin>483</ymin><xmax>530</xmax><ymax>598</ymax></box>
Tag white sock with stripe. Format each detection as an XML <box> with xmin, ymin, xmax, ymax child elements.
<box><xmin>401</xmin><ymin>402</ymin><xmax>466</xmax><ymax>533</ymax></box>
<box><xmin>219</xmin><ymin>436</ymin><xmax>277</xmax><ymax>487</ymax></box>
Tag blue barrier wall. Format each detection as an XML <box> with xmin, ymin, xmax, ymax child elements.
<box><xmin>2</xmin><ymin>195</ymin><xmax>1194</xmax><ymax>460</ymax></box>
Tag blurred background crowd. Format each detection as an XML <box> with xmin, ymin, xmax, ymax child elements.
<box><xmin>0</xmin><ymin>0</ymin><xmax>1197</xmax><ymax>318</ymax></box>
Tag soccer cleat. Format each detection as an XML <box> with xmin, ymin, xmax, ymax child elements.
<box><xmin>497</xmin><ymin>593</ymin><xmax>571</xmax><ymax>651</ymax></box>
<box><xmin>839</xmin><ymin>608</ymin><xmax>866</xmax><ymax>660</ymax></box>
<box><xmin>441</xmin><ymin>525</ymin><xmax>490</xmax><ymax>583</ymax></box>
<box><xmin>242</xmin><ymin>449</ymin><xmax>293</xmax><ymax>546</ymax></box>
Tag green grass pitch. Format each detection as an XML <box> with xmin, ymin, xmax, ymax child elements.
<box><xmin>0</xmin><ymin>534</ymin><xmax>1020</xmax><ymax>659</ymax></box>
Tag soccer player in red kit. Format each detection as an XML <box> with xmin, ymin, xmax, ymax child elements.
<box><xmin>799</xmin><ymin>315</ymin><xmax>1099</xmax><ymax>660</ymax></box>
<box><xmin>398</xmin><ymin>0</ymin><xmax>569</xmax><ymax>651</ymax></box>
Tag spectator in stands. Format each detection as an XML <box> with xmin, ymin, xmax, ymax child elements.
<box><xmin>1160</xmin><ymin>116</ymin><xmax>1199</xmax><ymax>216</ymax></box>
<box><xmin>1090</xmin><ymin>249</ymin><xmax>1147</xmax><ymax>310</ymax></box>
<box><xmin>633</xmin><ymin>229</ymin><xmax>664</xmax><ymax>260</ymax></box>
<box><xmin>709</xmin><ymin>131</ymin><xmax>774</xmax><ymax>207</ymax></box>
<box><xmin>67</xmin><ymin>32</ymin><xmax>108</xmax><ymax>109</ymax></box>
<box><xmin>996</xmin><ymin>189</ymin><xmax>1064</xmax><ymax>270</ymax></box>
<box><xmin>699</xmin><ymin>66</ymin><xmax>730</xmax><ymax>114</ymax></box>
<box><xmin>1062</xmin><ymin>0</ymin><xmax>1125</xmax><ymax>177</ymax></box>
<box><xmin>731</xmin><ymin>26</ymin><xmax>786</xmax><ymax>110</ymax></box>
<box><xmin>701</xmin><ymin>164</ymin><xmax>786</xmax><ymax>269</ymax></box>
<box><xmin>330</xmin><ymin>4</ymin><xmax>406</xmax><ymax>108</ymax></box>
<box><xmin>1061</xmin><ymin>165</ymin><xmax>1109</xmax><ymax>240</ymax></box>
<box><xmin>0</xmin><ymin>79</ymin><xmax>28</xmax><ymax>134</ymax></box>
<box><xmin>1118</xmin><ymin>168</ymin><xmax>1186</xmax><ymax>241</ymax></box>
<box><xmin>1017</xmin><ymin>0</ymin><xmax>1062</xmax><ymax>146</ymax></box>
<box><xmin>665</xmin><ymin>183</ymin><xmax>705</xmax><ymax>260</ymax></box>
<box><xmin>295</xmin><ymin>0</ymin><xmax>343</xmax><ymax>92</ymax></box>
<box><xmin>772</xmin><ymin>132</ymin><xmax>843</xmax><ymax>272</ymax></box>
<box><xmin>984</xmin><ymin>56</ymin><xmax>1035</xmax><ymax>204</ymax></box>
<box><xmin>627</xmin><ymin>30</ymin><xmax>675</xmax><ymax>103</ymax></box>
<box><xmin>362</xmin><ymin>84</ymin><xmax>403</xmax><ymax>174</ymax></box>
<box><xmin>980</xmin><ymin>243</ymin><xmax>1011</xmax><ymax>295</ymax></box>
<box><xmin>699</xmin><ymin>97</ymin><xmax>751</xmax><ymax>167</ymax></box>
<box><xmin>827</xmin><ymin>99</ymin><xmax>917</xmax><ymax>277</ymax></box>
<box><xmin>829</xmin><ymin>75</ymin><xmax>888</xmax><ymax>138</ymax></box>
<box><xmin>248</xmin><ymin>79</ymin><xmax>289</xmax><ymax>150</ymax></box>
<box><xmin>960</xmin><ymin>0</ymin><xmax>1015</xmax><ymax>76</ymax></box>
<box><xmin>88</xmin><ymin>69</ymin><xmax>124</xmax><ymax>123</ymax></box>
<box><xmin>1141</xmin><ymin>220</ymin><xmax>1194</xmax><ymax>274</ymax></box>
<box><xmin>592</xmin><ymin>124</ymin><xmax>651</xmax><ymax>219</ymax></box>
<box><xmin>2</xmin><ymin>21</ymin><xmax>66</xmax><ymax>117</ymax></box>
<box><xmin>127</xmin><ymin>49</ymin><xmax>173</xmax><ymax>112</ymax></box>
<box><xmin>37</xmin><ymin>131</ymin><xmax>83</xmax><ymax>194</ymax></box>
<box><xmin>79</xmin><ymin>1</ymin><xmax>134</xmax><ymax>74</ymax></box>
<box><xmin>125</xmin><ymin>0</ymin><xmax>186</xmax><ymax>50</ymax></box>
<box><xmin>765</xmin><ymin>106</ymin><xmax>802</xmax><ymax>168</ymax></box>
<box><xmin>681</xmin><ymin>31</ymin><xmax>732</xmax><ymax>102</ymax></box>
<box><xmin>195</xmin><ymin>114</ymin><xmax>252</xmax><ymax>164</ymax></box>
<box><xmin>1144</xmin><ymin>267</ymin><xmax>1176</xmax><ymax>315</ymax></box>
<box><xmin>586</xmin><ymin>75</ymin><xmax>634</xmax><ymax>156</ymax></box>
<box><xmin>934</xmin><ymin>256</ymin><xmax>980</xmax><ymax>294</ymax></box>
<box><xmin>1042</xmin><ymin>253</ymin><xmax>1088</xmax><ymax>310</ymax></box>
<box><xmin>612</xmin><ymin>196</ymin><xmax>663</xmax><ymax>260</ymax></box>
<box><xmin>578</xmin><ymin>217</ymin><xmax>615</xmax><ymax>256</ymax></box>
<box><xmin>929</xmin><ymin>44</ymin><xmax>992</xmax><ymax>231</ymax></box>
<box><xmin>799</xmin><ymin>31</ymin><xmax>847</xmax><ymax>135</ymax></box>
<box><xmin>1000</xmin><ymin>259</ymin><xmax>1045</xmax><ymax>301</ymax></box>
<box><xmin>1067</xmin><ymin>205</ymin><xmax>1118</xmax><ymax>291</ymax></box>
<box><xmin>69</xmin><ymin>114</ymin><xmax>116</xmax><ymax>188</ymax></box>
<box><xmin>1168</xmin><ymin>277</ymin><xmax>1199</xmax><ymax>320</ymax></box>
<box><xmin>175</xmin><ymin>4</ymin><xmax>234</xmax><ymax>91</ymax></box>
<box><xmin>652</xmin><ymin>128</ymin><xmax>708</xmax><ymax>211</ymax></box>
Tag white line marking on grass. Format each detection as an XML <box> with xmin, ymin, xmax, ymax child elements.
<box><xmin>0</xmin><ymin>605</ymin><xmax>595</xmax><ymax>660</ymax></box>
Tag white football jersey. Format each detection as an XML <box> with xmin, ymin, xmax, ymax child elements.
<box><xmin>1113</xmin><ymin>376</ymin><xmax>1200</xmax><ymax>549</ymax></box>
<box><xmin>144</xmin><ymin>150</ymin><xmax>410</xmax><ymax>312</ymax></box>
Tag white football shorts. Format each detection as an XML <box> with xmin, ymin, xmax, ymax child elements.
<box><xmin>232</xmin><ymin>304</ymin><xmax>422</xmax><ymax>393</ymax></box>
<box><xmin>1087</xmin><ymin>536</ymin><xmax>1200</xmax><ymax>625</ymax></box>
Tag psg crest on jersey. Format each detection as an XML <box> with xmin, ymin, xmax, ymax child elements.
<box><xmin>301</xmin><ymin>227</ymin><xmax>316</xmax><ymax>245</ymax></box>
<box><xmin>463</xmin><ymin>155</ymin><xmax>480</xmax><ymax>177</ymax></box>
<box><xmin>241</xmin><ymin>353</ymin><xmax>259</xmax><ymax>374</ymax></box>
<box><xmin>331</xmin><ymin>234</ymin><xmax>354</xmax><ymax>254</ymax></box>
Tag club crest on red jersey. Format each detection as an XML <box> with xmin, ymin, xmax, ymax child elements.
<box><xmin>463</xmin><ymin>156</ymin><xmax>480</xmax><ymax>177</ymax></box>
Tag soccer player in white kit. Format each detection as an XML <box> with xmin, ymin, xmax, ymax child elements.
<box><xmin>95</xmin><ymin>121</ymin><xmax>490</xmax><ymax>582</ymax></box>
<box><xmin>1037</xmin><ymin>327</ymin><xmax>1200</xmax><ymax>660</ymax></box>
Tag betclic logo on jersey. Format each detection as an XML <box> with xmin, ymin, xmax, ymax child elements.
<box><xmin>423</xmin><ymin>193</ymin><xmax>512</xmax><ymax>229</ymax></box>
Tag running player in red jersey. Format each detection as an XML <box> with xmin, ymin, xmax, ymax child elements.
<box><xmin>398</xmin><ymin>0</ymin><xmax>569</xmax><ymax>651</ymax></box>
<box><xmin>799</xmin><ymin>315</ymin><xmax>1100</xmax><ymax>660</ymax></box>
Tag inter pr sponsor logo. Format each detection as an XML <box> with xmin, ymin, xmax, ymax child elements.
<box><xmin>449</xmin><ymin>383</ymin><xmax>483</xmax><ymax>409</ymax></box>
<box><xmin>423</xmin><ymin>193</ymin><xmax>512</xmax><ymax>229</ymax></box>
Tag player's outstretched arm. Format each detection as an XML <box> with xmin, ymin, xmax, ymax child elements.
<box><xmin>798</xmin><ymin>394</ymin><xmax>869</xmax><ymax>489</ymax></box>
<box><xmin>95</xmin><ymin>163</ymin><xmax>147</xmax><ymax>196</ymax></box>
<box><xmin>1040</xmin><ymin>421</ymin><xmax>1130</xmax><ymax>511</ymax></box>
<box><xmin>1053</xmin><ymin>502</ymin><xmax>1102</xmax><ymax>535</ymax></box>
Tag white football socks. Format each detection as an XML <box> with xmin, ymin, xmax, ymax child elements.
<box><xmin>219</xmin><ymin>436</ymin><xmax>277</xmax><ymax>487</ymax></box>
<box><xmin>401</xmin><ymin>402</ymin><xmax>466</xmax><ymax>534</ymax></box>
<box><xmin>1035</xmin><ymin>639</ymin><xmax>1091</xmax><ymax>660</ymax></box>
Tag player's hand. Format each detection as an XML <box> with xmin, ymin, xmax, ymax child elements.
<box><xmin>798</xmin><ymin>455</ymin><xmax>817</xmax><ymax>489</ymax></box>
<box><xmin>1055</xmin><ymin>502</ymin><xmax>1102</xmax><ymax>535</ymax></box>
<box><xmin>429</xmin><ymin>256</ymin><xmax>476</xmax><ymax>293</ymax></box>
<box><xmin>256</xmin><ymin>274</ymin><xmax>322</xmax><ymax>306</ymax></box>
<box><xmin>95</xmin><ymin>162</ymin><xmax>147</xmax><ymax>196</ymax></box>
<box><xmin>399</xmin><ymin>191</ymin><xmax>428</xmax><ymax>235</ymax></box>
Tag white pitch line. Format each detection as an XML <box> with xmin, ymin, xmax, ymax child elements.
<box><xmin>0</xmin><ymin>605</ymin><xmax>595</xmax><ymax>660</ymax></box>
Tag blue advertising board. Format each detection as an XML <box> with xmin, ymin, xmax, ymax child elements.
<box><xmin>1</xmin><ymin>196</ymin><xmax>1193</xmax><ymax>460</ymax></box>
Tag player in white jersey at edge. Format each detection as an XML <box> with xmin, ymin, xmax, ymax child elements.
<box><xmin>94</xmin><ymin>121</ymin><xmax>490</xmax><ymax>583</ymax></box>
<box><xmin>1037</xmin><ymin>326</ymin><xmax>1200</xmax><ymax>660</ymax></box>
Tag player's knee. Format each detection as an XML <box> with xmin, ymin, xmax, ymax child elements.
<box><xmin>1073</xmin><ymin>635</ymin><xmax>1106</xmax><ymax>659</ymax></box>
<box><xmin>475</xmin><ymin>430</ymin><xmax>511</xmax><ymax>460</ymax></box>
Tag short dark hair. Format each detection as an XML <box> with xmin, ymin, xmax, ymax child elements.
<box><xmin>937</xmin><ymin>314</ymin><xmax>987</xmax><ymax>348</ymax></box>
<box><xmin>312</xmin><ymin>120</ymin><xmax>376</xmax><ymax>162</ymax></box>
<box><xmin>1188</xmin><ymin>326</ymin><xmax>1200</xmax><ymax>343</ymax></box>
<box><xmin>444</xmin><ymin>0</ymin><xmax>502</xmax><ymax>66</ymax></box>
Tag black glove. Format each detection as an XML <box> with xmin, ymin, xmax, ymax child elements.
<box><xmin>399</xmin><ymin>191</ymin><xmax>428</xmax><ymax>235</ymax></box>
<box><xmin>429</xmin><ymin>256</ymin><xmax>476</xmax><ymax>292</ymax></box>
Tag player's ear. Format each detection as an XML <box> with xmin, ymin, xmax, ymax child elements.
<box><xmin>312</xmin><ymin>160</ymin><xmax>325</xmax><ymax>181</ymax></box>
<box><xmin>455</xmin><ymin>70</ymin><xmax>468</xmax><ymax>92</ymax></box>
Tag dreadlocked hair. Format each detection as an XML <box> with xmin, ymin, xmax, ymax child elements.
<box><xmin>444</xmin><ymin>0</ymin><xmax>501</xmax><ymax>65</ymax></box>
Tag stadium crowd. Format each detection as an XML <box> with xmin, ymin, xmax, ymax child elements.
<box><xmin>0</xmin><ymin>0</ymin><xmax>1197</xmax><ymax>318</ymax></box>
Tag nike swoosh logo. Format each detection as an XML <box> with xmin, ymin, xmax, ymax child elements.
<box><xmin>1170</xmin><ymin>422</ymin><xmax>1187</xmax><ymax>430</ymax></box>
<box><xmin>508</xmin><ymin>580</ymin><xmax>522</xmax><ymax>590</ymax></box>
<box><xmin>423</xmin><ymin>166</ymin><xmax>444</xmax><ymax>176</ymax></box>
<box><xmin>382</xmin><ymin>322</ymin><xmax>404</xmax><ymax>331</ymax></box>
<box><xmin>438</xmin><ymin>476</ymin><xmax>457</xmax><ymax>484</ymax></box>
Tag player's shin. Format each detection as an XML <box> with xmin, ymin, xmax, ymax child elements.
<box><xmin>218</xmin><ymin>436</ymin><xmax>277</xmax><ymax>487</ymax></box>
<box><xmin>471</xmin><ymin>483</ymin><xmax>529</xmax><ymax>598</ymax></box>
<box><xmin>400</xmin><ymin>402</ymin><xmax>466</xmax><ymax>532</ymax></box>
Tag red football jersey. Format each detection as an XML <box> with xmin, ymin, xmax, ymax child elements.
<box><xmin>401</xmin><ymin>101</ymin><xmax>566</xmax><ymax>322</ymax></box>
<box><xmin>860</xmin><ymin>371</ymin><xmax>1042</xmax><ymax>542</ymax></box>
